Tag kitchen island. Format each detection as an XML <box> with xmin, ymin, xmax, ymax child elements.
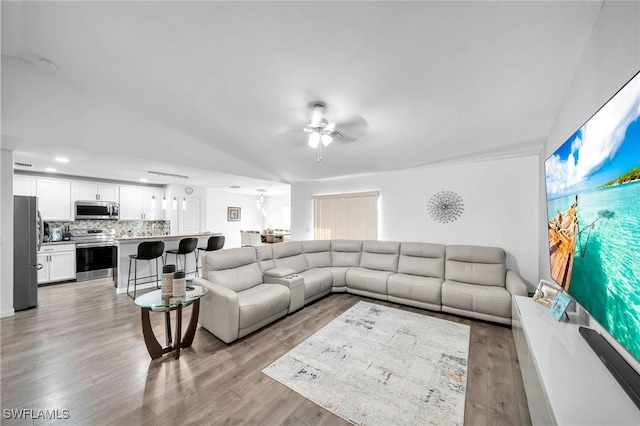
<box><xmin>115</xmin><ymin>233</ymin><xmax>222</xmax><ymax>294</ymax></box>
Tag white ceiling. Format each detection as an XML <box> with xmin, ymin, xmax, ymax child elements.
<box><xmin>1</xmin><ymin>1</ymin><xmax>603</xmax><ymax>195</ymax></box>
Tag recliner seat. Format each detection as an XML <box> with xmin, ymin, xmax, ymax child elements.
<box><xmin>196</xmin><ymin>247</ymin><xmax>290</xmax><ymax>343</ymax></box>
<box><xmin>387</xmin><ymin>242</ymin><xmax>445</xmax><ymax>311</ymax></box>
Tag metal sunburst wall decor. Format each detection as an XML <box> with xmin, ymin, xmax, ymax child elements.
<box><xmin>427</xmin><ymin>191</ymin><xmax>465</xmax><ymax>223</ymax></box>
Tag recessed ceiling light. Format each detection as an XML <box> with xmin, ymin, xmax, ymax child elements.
<box><xmin>229</xmin><ymin>185</ymin><xmax>241</xmax><ymax>189</ymax></box>
<box><xmin>256</xmin><ymin>188</ymin><xmax>267</xmax><ymax>193</ymax></box>
<box><xmin>55</xmin><ymin>157</ymin><xmax>69</xmax><ymax>163</ymax></box>
<box><xmin>45</xmin><ymin>167</ymin><xmax>57</xmax><ymax>172</ymax></box>
<box><xmin>139</xmin><ymin>178</ymin><xmax>148</xmax><ymax>183</ymax></box>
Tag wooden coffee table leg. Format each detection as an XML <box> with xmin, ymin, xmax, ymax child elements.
<box><xmin>174</xmin><ymin>305</ymin><xmax>183</xmax><ymax>360</ymax></box>
<box><xmin>141</xmin><ymin>308</ymin><xmax>163</xmax><ymax>359</ymax></box>
<box><xmin>182</xmin><ymin>300</ymin><xmax>200</xmax><ymax>348</ymax></box>
<box><xmin>165</xmin><ymin>311</ymin><xmax>172</xmax><ymax>347</ymax></box>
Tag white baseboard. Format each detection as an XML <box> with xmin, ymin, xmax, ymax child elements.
<box><xmin>1</xmin><ymin>309</ymin><xmax>15</xmax><ymax>318</ymax></box>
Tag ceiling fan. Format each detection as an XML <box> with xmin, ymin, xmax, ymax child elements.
<box><xmin>299</xmin><ymin>102</ymin><xmax>368</xmax><ymax>162</ymax></box>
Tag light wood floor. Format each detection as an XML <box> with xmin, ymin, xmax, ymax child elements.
<box><xmin>1</xmin><ymin>279</ymin><xmax>531</xmax><ymax>426</ymax></box>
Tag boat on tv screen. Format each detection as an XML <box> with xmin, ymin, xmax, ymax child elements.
<box><xmin>544</xmin><ymin>71</ymin><xmax>640</xmax><ymax>362</ymax></box>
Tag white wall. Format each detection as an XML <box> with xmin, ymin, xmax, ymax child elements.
<box><xmin>1</xmin><ymin>149</ymin><xmax>15</xmax><ymax>317</ymax></box>
<box><xmin>540</xmin><ymin>1</ymin><xmax>640</xmax><ymax>373</ymax></box>
<box><xmin>292</xmin><ymin>154</ymin><xmax>539</xmax><ymax>289</ymax></box>
<box><xmin>206</xmin><ymin>190</ymin><xmax>266</xmax><ymax>248</ymax></box>
<box><xmin>165</xmin><ymin>184</ymin><xmax>207</xmax><ymax>234</ymax></box>
<box><xmin>263</xmin><ymin>194</ymin><xmax>291</xmax><ymax>230</ymax></box>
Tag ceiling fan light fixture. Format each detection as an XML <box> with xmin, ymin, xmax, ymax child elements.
<box><xmin>301</xmin><ymin>100</ymin><xmax>367</xmax><ymax>162</ymax></box>
<box><xmin>310</xmin><ymin>103</ymin><xmax>325</xmax><ymax>125</ymax></box>
<box><xmin>308</xmin><ymin>132</ymin><xmax>321</xmax><ymax>148</ymax></box>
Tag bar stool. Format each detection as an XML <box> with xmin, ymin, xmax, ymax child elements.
<box><xmin>164</xmin><ymin>238</ymin><xmax>198</xmax><ymax>278</ymax></box>
<box><xmin>127</xmin><ymin>241</ymin><xmax>165</xmax><ymax>299</ymax></box>
<box><xmin>196</xmin><ymin>235</ymin><xmax>225</xmax><ymax>276</ymax></box>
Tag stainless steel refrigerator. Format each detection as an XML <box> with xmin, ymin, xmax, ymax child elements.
<box><xmin>13</xmin><ymin>195</ymin><xmax>43</xmax><ymax>311</ymax></box>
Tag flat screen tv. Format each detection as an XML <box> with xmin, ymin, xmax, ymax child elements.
<box><xmin>544</xmin><ymin>71</ymin><xmax>640</xmax><ymax>394</ymax></box>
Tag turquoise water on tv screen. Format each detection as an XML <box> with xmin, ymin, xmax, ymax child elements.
<box><xmin>547</xmin><ymin>181</ymin><xmax>640</xmax><ymax>362</ymax></box>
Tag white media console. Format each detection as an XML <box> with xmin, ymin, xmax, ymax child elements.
<box><xmin>511</xmin><ymin>296</ymin><xmax>639</xmax><ymax>425</ymax></box>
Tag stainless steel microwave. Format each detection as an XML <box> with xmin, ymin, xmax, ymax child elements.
<box><xmin>74</xmin><ymin>201</ymin><xmax>119</xmax><ymax>220</ymax></box>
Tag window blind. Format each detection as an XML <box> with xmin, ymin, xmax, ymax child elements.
<box><xmin>312</xmin><ymin>191</ymin><xmax>379</xmax><ymax>240</ymax></box>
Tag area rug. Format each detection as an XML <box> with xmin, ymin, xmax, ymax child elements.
<box><xmin>262</xmin><ymin>301</ymin><xmax>470</xmax><ymax>426</ymax></box>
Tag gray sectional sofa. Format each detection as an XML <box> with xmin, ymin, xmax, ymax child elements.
<box><xmin>193</xmin><ymin>240</ymin><xmax>528</xmax><ymax>343</ymax></box>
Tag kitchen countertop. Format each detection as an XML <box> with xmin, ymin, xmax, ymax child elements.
<box><xmin>115</xmin><ymin>232</ymin><xmax>221</xmax><ymax>243</ymax></box>
<box><xmin>42</xmin><ymin>241</ymin><xmax>76</xmax><ymax>246</ymax></box>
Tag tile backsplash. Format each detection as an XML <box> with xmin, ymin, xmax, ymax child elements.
<box><xmin>46</xmin><ymin>220</ymin><xmax>170</xmax><ymax>237</ymax></box>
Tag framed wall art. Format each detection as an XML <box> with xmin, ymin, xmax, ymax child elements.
<box><xmin>227</xmin><ymin>207</ymin><xmax>241</xmax><ymax>222</ymax></box>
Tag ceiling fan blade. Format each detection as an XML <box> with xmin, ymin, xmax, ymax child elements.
<box><xmin>278</xmin><ymin>100</ymin><xmax>369</xmax><ymax>146</ymax></box>
<box><xmin>335</xmin><ymin>115</ymin><xmax>369</xmax><ymax>143</ymax></box>
<box><xmin>274</xmin><ymin>126</ymin><xmax>302</xmax><ymax>136</ymax></box>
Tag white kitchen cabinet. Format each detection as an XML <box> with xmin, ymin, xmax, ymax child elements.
<box><xmin>119</xmin><ymin>186</ymin><xmax>144</xmax><ymax>220</ymax></box>
<box><xmin>120</xmin><ymin>186</ymin><xmax>165</xmax><ymax>220</ymax></box>
<box><xmin>38</xmin><ymin>244</ymin><xmax>76</xmax><ymax>284</ymax></box>
<box><xmin>14</xmin><ymin>175</ymin><xmax>37</xmax><ymax>196</ymax></box>
<box><xmin>72</xmin><ymin>182</ymin><xmax>119</xmax><ymax>202</ymax></box>
<box><xmin>143</xmin><ymin>187</ymin><xmax>165</xmax><ymax>220</ymax></box>
<box><xmin>15</xmin><ymin>176</ymin><xmax>72</xmax><ymax>220</ymax></box>
<box><xmin>36</xmin><ymin>253</ymin><xmax>50</xmax><ymax>283</ymax></box>
<box><xmin>36</xmin><ymin>178</ymin><xmax>72</xmax><ymax>221</ymax></box>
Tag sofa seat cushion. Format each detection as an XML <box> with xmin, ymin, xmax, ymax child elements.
<box><xmin>360</xmin><ymin>241</ymin><xmax>400</xmax><ymax>272</ymax></box>
<box><xmin>442</xmin><ymin>280</ymin><xmax>512</xmax><ymax>319</ymax></box>
<box><xmin>255</xmin><ymin>245</ymin><xmax>275</xmax><ymax>273</ymax></box>
<box><xmin>323</xmin><ymin>266</ymin><xmax>351</xmax><ymax>288</ymax></box>
<box><xmin>238</xmin><ymin>284</ymin><xmax>290</xmax><ymax>329</ymax></box>
<box><xmin>272</xmin><ymin>241</ymin><xmax>309</xmax><ymax>273</ymax></box>
<box><xmin>445</xmin><ymin>245</ymin><xmax>506</xmax><ymax>287</ymax></box>
<box><xmin>387</xmin><ymin>273</ymin><xmax>442</xmax><ymax>306</ymax></box>
<box><xmin>302</xmin><ymin>240</ymin><xmax>332</xmax><ymax>268</ymax></box>
<box><xmin>398</xmin><ymin>242</ymin><xmax>446</xmax><ymax>278</ymax></box>
<box><xmin>346</xmin><ymin>267</ymin><xmax>394</xmax><ymax>294</ymax></box>
<box><xmin>331</xmin><ymin>240</ymin><xmax>363</xmax><ymax>267</ymax></box>
<box><xmin>202</xmin><ymin>247</ymin><xmax>263</xmax><ymax>292</ymax></box>
<box><xmin>299</xmin><ymin>268</ymin><xmax>333</xmax><ymax>299</ymax></box>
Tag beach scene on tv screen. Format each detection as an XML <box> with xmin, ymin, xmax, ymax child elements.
<box><xmin>545</xmin><ymin>72</ymin><xmax>640</xmax><ymax>362</ymax></box>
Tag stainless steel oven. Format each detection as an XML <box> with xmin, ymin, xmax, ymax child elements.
<box><xmin>71</xmin><ymin>228</ymin><xmax>118</xmax><ymax>282</ymax></box>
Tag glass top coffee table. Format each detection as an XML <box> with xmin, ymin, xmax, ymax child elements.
<box><xmin>134</xmin><ymin>285</ymin><xmax>208</xmax><ymax>360</ymax></box>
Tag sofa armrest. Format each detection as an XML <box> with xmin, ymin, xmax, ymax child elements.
<box><xmin>192</xmin><ymin>277</ymin><xmax>240</xmax><ymax>344</ymax></box>
<box><xmin>505</xmin><ymin>270</ymin><xmax>528</xmax><ymax>298</ymax></box>
<box><xmin>263</xmin><ymin>267</ymin><xmax>297</xmax><ymax>278</ymax></box>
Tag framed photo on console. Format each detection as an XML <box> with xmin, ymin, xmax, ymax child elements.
<box><xmin>227</xmin><ymin>207</ymin><xmax>241</xmax><ymax>222</ymax></box>
<box><xmin>550</xmin><ymin>291</ymin><xmax>571</xmax><ymax>321</ymax></box>
<box><xmin>533</xmin><ymin>279</ymin><xmax>562</xmax><ymax>308</ymax></box>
